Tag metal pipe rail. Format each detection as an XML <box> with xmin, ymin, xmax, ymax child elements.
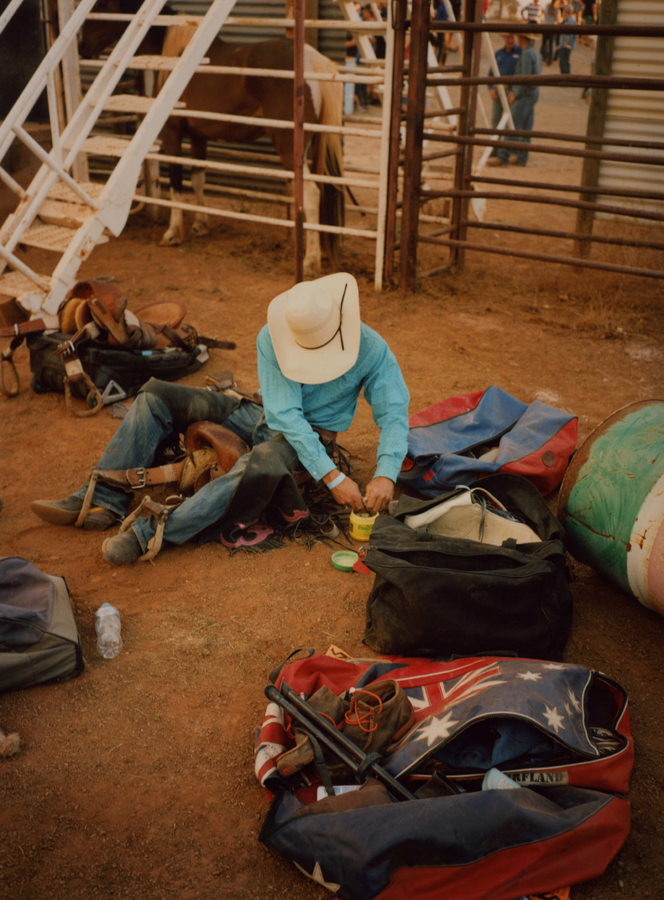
<box><xmin>421</xmin><ymin>133</ymin><xmax>664</xmax><ymax>167</ymax></box>
<box><xmin>139</xmin><ymin>193</ymin><xmax>378</xmax><ymax>240</ymax></box>
<box><xmin>81</xmin><ymin>57</ymin><xmax>385</xmax><ymax>84</ymax></box>
<box><xmin>472</xmin><ymin>128</ymin><xmax>664</xmax><ymax>153</ymax></box>
<box><xmin>463</xmin><ymin>220</ymin><xmax>664</xmax><ymax>252</ymax></box>
<box><xmin>472</xmin><ymin>175</ymin><xmax>664</xmax><ymax>204</ymax></box>
<box><xmin>429</xmin><ymin>22</ymin><xmax>664</xmax><ymax>37</ymax></box>
<box><xmin>427</xmin><ymin>74</ymin><xmax>664</xmax><ymax>90</ymax></box>
<box><xmin>85</xmin><ymin>13</ymin><xmax>387</xmax><ymax>32</ymax></box>
<box><xmin>419</xmin><ymin>237</ymin><xmax>664</xmax><ymax>280</ymax></box>
<box><xmin>423</xmin><ymin>189</ymin><xmax>664</xmax><ymax>223</ymax></box>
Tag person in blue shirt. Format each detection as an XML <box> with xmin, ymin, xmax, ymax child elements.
<box><xmin>493</xmin><ymin>32</ymin><xmax>543</xmax><ymax>167</ymax></box>
<box><xmin>557</xmin><ymin>6</ymin><xmax>577</xmax><ymax>74</ymax></box>
<box><xmin>31</xmin><ymin>273</ymin><xmax>410</xmax><ymax>566</ymax></box>
<box><xmin>486</xmin><ymin>32</ymin><xmax>521</xmax><ymax>158</ymax></box>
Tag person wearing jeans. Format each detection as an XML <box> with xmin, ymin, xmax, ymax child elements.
<box><xmin>495</xmin><ymin>33</ymin><xmax>542</xmax><ymax>167</ymax></box>
<box><xmin>31</xmin><ymin>273</ymin><xmax>410</xmax><ymax>566</ymax></box>
<box><xmin>558</xmin><ymin>7</ymin><xmax>577</xmax><ymax>73</ymax></box>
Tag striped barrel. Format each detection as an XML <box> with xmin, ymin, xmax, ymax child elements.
<box><xmin>559</xmin><ymin>400</ymin><xmax>664</xmax><ymax>616</ymax></box>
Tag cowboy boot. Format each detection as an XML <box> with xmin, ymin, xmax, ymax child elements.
<box><xmin>276</xmin><ymin>684</ymin><xmax>348</xmax><ymax>778</ymax></box>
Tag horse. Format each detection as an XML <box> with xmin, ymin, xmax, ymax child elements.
<box><xmin>79</xmin><ymin>0</ymin><xmax>344</xmax><ymax>275</ymax></box>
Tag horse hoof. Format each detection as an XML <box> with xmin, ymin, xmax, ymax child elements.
<box><xmin>160</xmin><ymin>234</ymin><xmax>182</xmax><ymax>247</ymax></box>
<box><xmin>191</xmin><ymin>223</ymin><xmax>209</xmax><ymax>237</ymax></box>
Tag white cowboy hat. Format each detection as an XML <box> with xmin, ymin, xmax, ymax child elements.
<box><xmin>267</xmin><ymin>273</ymin><xmax>361</xmax><ymax>384</ymax></box>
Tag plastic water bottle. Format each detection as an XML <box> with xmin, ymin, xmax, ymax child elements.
<box><xmin>95</xmin><ymin>603</ymin><xmax>122</xmax><ymax>659</ymax></box>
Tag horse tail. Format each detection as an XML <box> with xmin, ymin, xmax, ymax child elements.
<box><xmin>306</xmin><ymin>47</ymin><xmax>345</xmax><ymax>264</ymax></box>
<box><xmin>156</xmin><ymin>20</ymin><xmax>198</xmax><ymax>93</ymax></box>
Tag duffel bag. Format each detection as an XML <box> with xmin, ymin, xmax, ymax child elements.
<box><xmin>363</xmin><ymin>473</ymin><xmax>573</xmax><ymax>660</ymax></box>
<box><xmin>27</xmin><ymin>330</ymin><xmax>205</xmax><ymax>405</ymax></box>
<box><xmin>255</xmin><ymin>652</ymin><xmax>632</xmax><ymax>900</ymax></box>
<box><xmin>398</xmin><ymin>386</ymin><xmax>578</xmax><ymax>497</ymax></box>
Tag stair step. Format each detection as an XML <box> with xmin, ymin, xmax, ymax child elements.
<box><xmin>47</xmin><ymin>181</ymin><xmax>105</xmax><ymax>204</ymax></box>
<box><xmin>0</xmin><ymin>270</ymin><xmax>51</xmax><ymax>300</ymax></box>
<box><xmin>103</xmin><ymin>94</ymin><xmax>185</xmax><ymax>114</ymax></box>
<box><xmin>38</xmin><ymin>198</ymin><xmax>98</xmax><ymax>229</ymax></box>
<box><xmin>80</xmin><ymin>134</ymin><xmax>161</xmax><ymax>158</ymax></box>
<box><xmin>130</xmin><ymin>54</ymin><xmax>210</xmax><ymax>70</ymax></box>
<box><xmin>20</xmin><ymin>221</ymin><xmax>109</xmax><ymax>253</ymax></box>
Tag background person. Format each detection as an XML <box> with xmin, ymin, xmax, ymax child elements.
<box><xmin>486</xmin><ymin>32</ymin><xmax>521</xmax><ymax>159</ymax></box>
<box><xmin>493</xmin><ymin>32</ymin><xmax>543</xmax><ymax>167</ymax></box>
<box><xmin>557</xmin><ymin>4</ymin><xmax>577</xmax><ymax>73</ymax></box>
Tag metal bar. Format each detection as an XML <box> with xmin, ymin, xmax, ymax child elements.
<box><xmin>0</xmin><ymin>0</ymin><xmax>24</xmax><ymax>35</ymax></box>
<box><xmin>421</xmin><ymin>149</ymin><xmax>462</xmax><ymax>162</ymax></box>
<box><xmin>137</xmin><ymin>194</ymin><xmax>378</xmax><ymax>239</ymax></box>
<box><xmin>427</xmin><ymin>74</ymin><xmax>664</xmax><ymax>90</ymax></box>
<box><xmin>423</xmin><ymin>107</ymin><xmax>464</xmax><ymax>118</ymax></box>
<box><xmin>12</xmin><ymin>124</ymin><xmax>98</xmax><ymax>208</ymax></box>
<box><xmin>455</xmin><ymin>0</ymin><xmax>483</xmax><ymax>269</ymax></box>
<box><xmin>0</xmin><ymin>244</ymin><xmax>50</xmax><ymax>290</ymax></box>
<box><xmin>429</xmin><ymin>22</ymin><xmax>664</xmax><ymax>37</ymax></box>
<box><xmin>472</xmin><ymin>128</ymin><xmax>664</xmax><ymax>153</ymax></box>
<box><xmin>429</xmin><ymin>189</ymin><xmax>664</xmax><ymax>222</ymax></box>
<box><xmin>88</xmin><ymin>13</ymin><xmax>388</xmax><ymax>32</ymax></box>
<box><xmin>293</xmin><ymin>0</ymin><xmax>305</xmax><ymax>283</ymax></box>
<box><xmin>464</xmin><ymin>220</ymin><xmax>664</xmax><ymax>252</ymax></box>
<box><xmin>0</xmin><ymin>165</ymin><xmax>27</xmax><ymax>198</ymax></box>
<box><xmin>373</xmin><ymin>0</ymin><xmax>395</xmax><ymax>290</ymax></box>
<box><xmin>471</xmin><ymin>175</ymin><xmax>664</xmax><ymax>203</ymax></box>
<box><xmin>575</xmin><ymin>0</ymin><xmax>617</xmax><ymax>256</ymax></box>
<box><xmin>383</xmin><ymin>0</ymin><xmax>406</xmax><ymax>285</ymax></box>
<box><xmin>420</xmin><ymin>237</ymin><xmax>664</xmax><ymax>280</ymax></box>
<box><xmin>162</xmin><ymin>107</ymin><xmax>383</xmax><ymax>140</ymax></box>
<box><xmin>267</xmin><ymin>683</ymin><xmax>417</xmax><ymax>803</ymax></box>
<box><xmin>399</xmin><ymin>0</ymin><xmax>430</xmax><ymax>292</ymax></box>
<box><xmin>423</xmin><ymin>133</ymin><xmax>664</xmax><ymax>167</ymax></box>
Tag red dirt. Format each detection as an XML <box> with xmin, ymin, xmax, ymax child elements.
<box><xmin>1</xmin><ymin>40</ymin><xmax>664</xmax><ymax>899</ymax></box>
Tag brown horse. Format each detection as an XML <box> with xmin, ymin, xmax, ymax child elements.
<box><xmin>80</xmin><ymin>1</ymin><xmax>344</xmax><ymax>275</ymax></box>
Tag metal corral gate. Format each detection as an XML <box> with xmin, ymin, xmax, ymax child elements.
<box><xmin>389</xmin><ymin>0</ymin><xmax>664</xmax><ymax>291</ymax></box>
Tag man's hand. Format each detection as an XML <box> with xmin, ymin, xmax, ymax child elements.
<box><xmin>489</xmin><ymin>88</ymin><xmax>498</xmax><ymax>101</ymax></box>
<box><xmin>363</xmin><ymin>477</ymin><xmax>394</xmax><ymax>513</ymax></box>
<box><xmin>323</xmin><ymin>470</ymin><xmax>365</xmax><ymax>510</ymax></box>
<box><xmin>508</xmin><ymin>90</ymin><xmax>515</xmax><ymax>105</ymax></box>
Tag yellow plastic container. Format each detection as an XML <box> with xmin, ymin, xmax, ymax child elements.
<box><xmin>349</xmin><ymin>510</ymin><xmax>378</xmax><ymax>542</ymax></box>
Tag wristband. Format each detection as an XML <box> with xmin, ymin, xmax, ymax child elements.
<box><xmin>326</xmin><ymin>472</ymin><xmax>346</xmax><ymax>491</ymax></box>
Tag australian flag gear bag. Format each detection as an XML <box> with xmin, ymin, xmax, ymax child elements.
<box><xmin>255</xmin><ymin>652</ymin><xmax>632</xmax><ymax>900</ymax></box>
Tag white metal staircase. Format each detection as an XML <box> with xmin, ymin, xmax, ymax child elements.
<box><xmin>0</xmin><ymin>0</ymin><xmax>238</xmax><ymax>317</ymax></box>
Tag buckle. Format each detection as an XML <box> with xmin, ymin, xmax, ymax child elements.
<box><xmin>129</xmin><ymin>467</ymin><xmax>148</xmax><ymax>489</ymax></box>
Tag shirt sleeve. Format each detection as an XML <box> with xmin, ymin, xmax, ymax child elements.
<box><xmin>256</xmin><ymin>332</ymin><xmax>336</xmax><ymax>481</ymax></box>
<box><xmin>514</xmin><ymin>50</ymin><xmax>534</xmax><ymax>99</ymax></box>
<box><xmin>361</xmin><ymin>339</ymin><xmax>410</xmax><ymax>483</ymax></box>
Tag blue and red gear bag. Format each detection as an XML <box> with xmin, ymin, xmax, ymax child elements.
<box><xmin>256</xmin><ymin>652</ymin><xmax>631</xmax><ymax>900</ymax></box>
<box><xmin>399</xmin><ymin>387</ymin><xmax>578</xmax><ymax>497</ymax></box>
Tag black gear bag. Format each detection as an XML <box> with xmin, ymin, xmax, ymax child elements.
<box><xmin>27</xmin><ymin>330</ymin><xmax>205</xmax><ymax>406</ymax></box>
<box><xmin>363</xmin><ymin>474</ymin><xmax>573</xmax><ymax>661</ymax></box>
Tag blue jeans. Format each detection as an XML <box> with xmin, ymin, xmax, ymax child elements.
<box><xmin>498</xmin><ymin>92</ymin><xmax>538</xmax><ymax>166</ymax></box>
<box><xmin>74</xmin><ymin>390</ymin><xmax>286</xmax><ymax>552</ymax></box>
<box><xmin>558</xmin><ymin>46</ymin><xmax>571</xmax><ymax>74</ymax></box>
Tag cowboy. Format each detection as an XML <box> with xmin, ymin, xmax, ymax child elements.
<box><xmin>492</xmin><ymin>30</ymin><xmax>543</xmax><ymax>167</ymax></box>
<box><xmin>31</xmin><ymin>273</ymin><xmax>410</xmax><ymax>566</ymax></box>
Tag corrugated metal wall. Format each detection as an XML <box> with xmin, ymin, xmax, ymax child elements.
<box><xmin>598</xmin><ymin>0</ymin><xmax>664</xmax><ymax>216</ymax></box>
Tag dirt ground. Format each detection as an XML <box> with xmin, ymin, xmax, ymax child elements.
<box><xmin>2</xmin><ymin>34</ymin><xmax>664</xmax><ymax>900</ymax></box>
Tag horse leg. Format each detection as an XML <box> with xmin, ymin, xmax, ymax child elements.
<box><xmin>190</xmin><ymin>136</ymin><xmax>209</xmax><ymax>237</ymax></box>
<box><xmin>302</xmin><ymin>160</ymin><xmax>322</xmax><ymax>277</ymax></box>
<box><xmin>160</xmin><ymin>120</ymin><xmax>186</xmax><ymax>246</ymax></box>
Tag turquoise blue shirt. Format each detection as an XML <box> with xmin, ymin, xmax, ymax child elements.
<box><xmin>256</xmin><ymin>322</ymin><xmax>410</xmax><ymax>483</ymax></box>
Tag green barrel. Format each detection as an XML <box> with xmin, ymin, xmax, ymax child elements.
<box><xmin>559</xmin><ymin>400</ymin><xmax>664</xmax><ymax>615</ymax></box>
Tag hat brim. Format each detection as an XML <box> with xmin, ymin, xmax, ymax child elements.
<box><xmin>267</xmin><ymin>273</ymin><xmax>361</xmax><ymax>385</ymax></box>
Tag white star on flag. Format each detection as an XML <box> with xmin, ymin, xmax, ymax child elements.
<box><xmin>415</xmin><ymin>711</ymin><xmax>460</xmax><ymax>746</ymax></box>
<box><xmin>294</xmin><ymin>861</ymin><xmax>341</xmax><ymax>893</ymax></box>
<box><xmin>567</xmin><ymin>688</ymin><xmax>581</xmax><ymax>712</ymax></box>
<box><xmin>516</xmin><ymin>671</ymin><xmax>542</xmax><ymax>682</ymax></box>
<box><xmin>543</xmin><ymin>704</ymin><xmax>565</xmax><ymax>734</ymax></box>
<box><xmin>543</xmin><ymin>663</ymin><xmax>565</xmax><ymax>670</ymax></box>
<box><xmin>564</xmin><ymin>702</ymin><xmax>573</xmax><ymax>718</ymax></box>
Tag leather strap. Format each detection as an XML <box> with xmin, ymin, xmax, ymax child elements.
<box><xmin>89</xmin><ymin>462</ymin><xmax>185</xmax><ymax>491</ymax></box>
<box><xmin>0</xmin><ymin>315</ymin><xmax>59</xmax><ymax>338</ymax></box>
